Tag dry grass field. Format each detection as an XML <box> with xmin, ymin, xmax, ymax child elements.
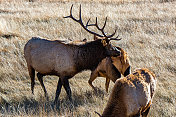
<box><xmin>0</xmin><ymin>0</ymin><xmax>175</xmax><ymax>116</ymax></box>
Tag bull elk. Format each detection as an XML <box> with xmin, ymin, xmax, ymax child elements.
<box><xmin>96</xmin><ymin>68</ymin><xmax>157</xmax><ymax>117</ymax></box>
<box><xmin>88</xmin><ymin>46</ymin><xmax>131</xmax><ymax>92</ymax></box>
<box><xmin>24</xmin><ymin>5</ymin><xmax>121</xmax><ymax>104</ymax></box>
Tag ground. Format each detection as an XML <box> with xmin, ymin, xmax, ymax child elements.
<box><xmin>0</xmin><ymin>0</ymin><xmax>175</xmax><ymax>116</ymax></box>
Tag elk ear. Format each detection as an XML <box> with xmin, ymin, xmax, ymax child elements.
<box><xmin>101</xmin><ymin>39</ymin><xmax>108</xmax><ymax>46</ymax></box>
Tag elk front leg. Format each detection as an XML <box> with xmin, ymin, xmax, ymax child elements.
<box><xmin>88</xmin><ymin>70</ymin><xmax>99</xmax><ymax>91</ymax></box>
<box><xmin>105</xmin><ymin>78</ymin><xmax>110</xmax><ymax>93</ymax></box>
<box><xmin>62</xmin><ymin>77</ymin><xmax>72</xmax><ymax>102</ymax></box>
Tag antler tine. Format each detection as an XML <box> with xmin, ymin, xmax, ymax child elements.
<box><xmin>64</xmin><ymin>4</ymin><xmax>104</xmax><ymax>37</ymax></box>
<box><xmin>102</xmin><ymin>17</ymin><xmax>107</xmax><ymax>30</ymax></box>
<box><xmin>95</xmin><ymin>17</ymin><xmax>101</xmax><ymax>30</ymax></box>
<box><xmin>107</xmin><ymin>26</ymin><xmax>121</xmax><ymax>41</ymax></box>
<box><xmin>108</xmin><ymin>26</ymin><xmax>121</xmax><ymax>41</ymax></box>
<box><xmin>79</xmin><ymin>4</ymin><xmax>82</xmax><ymax>23</ymax></box>
<box><xmin>100</xmin><ymin>17</ymin><xmax>108</xmax><ymax>37</ymax></box>
<box><xmin>64</xmin><ymin>4</ymin><xmax>121</xmax><ymax>40</ymax></box>
<box><xmin>70</xmin><ymin>4</ymin><xmax>74</xmax><ymax>17</ymax></box>
<box><xmin>63</xmin><ymin>5</ymin><xmax>72</xmax><ymax>18</ymax></box>
<box><xmin>107</xmin><ymin>28</ymin><xmax>117</xmax><ymax>38</ymax></box>
<box><xmin>109</xmin><ymin>35</ymin><xmax>122</xmax><ymax>41</ymax></box>
<box><xmin>87</xmin><ymin>17</ymin><xmax>108</xmax><ymax>37</ymax></box>
<box><xmin>86</xmin><ymin>17</ymin><xmax>99</xmax><ymax>28</ymax></box>
<box><xmin>86</xmin><ymin>18</ymin><xmax>91</xmax><ymax>28</ymax></box>
<box><xmin>64</xmin><ymin>4</ymin><xmax>78</xmax><ymax>21</ymax></box>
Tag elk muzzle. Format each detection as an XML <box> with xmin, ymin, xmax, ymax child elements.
<box><xmin>106</xmin><ymin>46</ymin><xmax>121</xmax><ymax>57</ymax></box>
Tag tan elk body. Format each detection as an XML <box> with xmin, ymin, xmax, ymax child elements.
<box><xmin>88</xmin><ymin>46</ymin><xmax>131</xmax><ymax>92</ymax></box>
<box><xmin>99</xmin><ymin>68</ymin><xmax>157</xmax><ymax>117</ymax></box>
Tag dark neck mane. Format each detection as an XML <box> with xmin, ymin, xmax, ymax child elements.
<box><xmin>75</xmin><ymin>39</ymin><xmax>107</xmax><ymax>72</ymax></box>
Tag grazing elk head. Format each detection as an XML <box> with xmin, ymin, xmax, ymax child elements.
<box><xmin>111</xmin><ymin>46</ymin><xmax>131</xmax><ymax>77</ymax></box>
<box><xmin>64</xmin><ymin>4</ymin><xmax>121</xmax><ymax>57</ymax></box>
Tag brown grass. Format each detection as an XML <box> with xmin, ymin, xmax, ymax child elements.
<box><xmin>0</xmin><ymin>0</ymin><xmax>175</xmax><ymax>116</ymax></box>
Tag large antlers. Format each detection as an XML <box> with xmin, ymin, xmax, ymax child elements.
<box><xmin>64</xmin><ymin>4</ymin><xmax>121</xmax><ymax>41</ymax></box>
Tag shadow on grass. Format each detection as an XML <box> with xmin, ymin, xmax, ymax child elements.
<box><xmin>0</xmin><ymin>98</ymin><xmax>40</xmax><ymax>115</ymax></box>
<box><xmin>0</xmin><ymin>88</ymin><xmax>106</xmax><ymax>115</ymax></box>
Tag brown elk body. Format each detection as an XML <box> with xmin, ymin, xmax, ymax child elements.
<box><xmin>100</xmin><ymin>68</ymin><xmax>157</xmax><ymax>117</ymax></box>
<box><xmin>88</xmin><ymin>46</ymin><xmax>131</xmax><ymax>92</ymax></box>
<box><xmin>24</xmin><ymin>5</ymin><xmax>122</xmax><ymax>103</ymax></box>
<box><xmin>24</xmin><ymin>37</ymin><xmax>120</xmax><ymax>103</ymax></box>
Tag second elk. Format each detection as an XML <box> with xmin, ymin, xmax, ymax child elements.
<box><xmin>88</xmin><ymin>45</ymin><xmax>131</xmax><ymax>92</ymax></box>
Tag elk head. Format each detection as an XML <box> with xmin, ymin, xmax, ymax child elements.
<box><xmin>111</xmin><ymin>46</ymin><xmax>131</xmax><ymax>77</ymax></box>
<box><xmin>64</xmin><ymin>4</ymin><xmax>121</xmax><ymax>57</ymax></box>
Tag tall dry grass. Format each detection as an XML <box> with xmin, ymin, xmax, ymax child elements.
<box><xmin>0</xmin><ymin>0</ymin><xmax>175</xmax><ymax>116</ymax></box>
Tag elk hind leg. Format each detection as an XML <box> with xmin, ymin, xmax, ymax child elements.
<box><xmin>28</xmin><ymin>65</ymin><xmax>35</xmax><ymax>94</ymax></box>
<box><xmin>37</xmin><ymin>73</ymin><xmax>48</xmax><ymax>100</ymax></box>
